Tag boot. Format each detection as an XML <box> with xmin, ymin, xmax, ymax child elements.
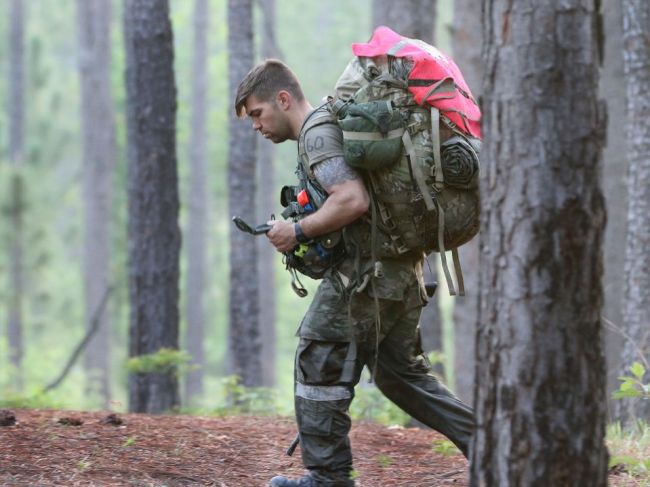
<box><xmin>269</xmin><ymin>474</ymin><xmax>316</xmax><ymax>487</ymax></box>
<box><xmin>269</xmin><ymin>474</ymin><xmax>354</xmax><ymax>487</ymax></box>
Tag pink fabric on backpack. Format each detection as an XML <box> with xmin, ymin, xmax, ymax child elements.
<box><xmin>352</xmin><ymin>26</ymin><xmax>482</xmax><ymax>139</ymax></box>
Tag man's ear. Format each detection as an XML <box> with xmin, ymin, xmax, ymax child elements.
<box><xmin>276</xmin><ymin>91</ymin><xmax>291</xmax><ymax>110</ymax></box>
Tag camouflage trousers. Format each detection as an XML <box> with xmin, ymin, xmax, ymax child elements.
<box><xmin>293</xmin><ymin>259</ymin><xmax>475</xmax><ymax>486</ymax></box>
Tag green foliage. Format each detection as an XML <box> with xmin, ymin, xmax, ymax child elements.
<box><xmin>208</xmin><ymin>375</ymin><xmax>282</xmax><ymax>416</ymax></box>
<box><xmin>607</xmin><ymin>422</ymin><xmax>650</xmax><ymax>481</ymax></box>
<box><xmin>432</xmin><ymin>439</ymin><xmax>460</xmax><ymax>456</ymax></box>
<box><xmin>375</xmin><ymin>454</ymin><xmax>393</xmax><ymax>468</ymax></box>
<box><xmin>0</xmin><ymin>391</ymin><xmax>64</xmax><ymax>410</ymax></box>
<box><xmin>613</xmin><ymin>362</ymin><xmax>650</xmax><ymax>400</ymax></box>
<box><xmin>350</xmin><ymin>384</ymin><xmax>410</xmax><ymax>426</ymax></box>
<box><xmin>122</xmin><ymin>436</ymin><xmax>137</xmax><ymax>447</ymax></box>
<box><xmin>126</xmin><ymin>348</ymin><xmax>194</xmax><ymax>376</ymax></box>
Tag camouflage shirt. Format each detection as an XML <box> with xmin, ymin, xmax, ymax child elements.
<box><xmin>296</xmin><ymin>107</ymin><xmax>426</xmax><ymax>342</ymax></box>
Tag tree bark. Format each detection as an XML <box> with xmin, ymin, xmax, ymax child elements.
<box><xmin>471</xmin><ymin>1</ymin><xmax>608</xmax><ymax>485</ymax></box>
<box><xmin>228</xmin><ymin>0</ymin><xmax>262</xmax><ymax>388</ymax></box>
<box><xmin>451</xmin><ymin>0</ymin><xmax>483</xmax><ymax>404</ymax></box>
<box><xmin>599</xmin><ymin>0</ymin><xmax>627</xmax><ymax>419</ymax></box>
<box><xmin>613</xmin><ymin>0</ymin><xmax>650</xmax><ymax>425</ymax></box>
<box><xmin>77</xmin><ymin>0</ymin><xmax>116</xmax><ymax>408</ymax></box>
<box><xmin>372</xmin><ymin>0</ymin><xmax>436</xmax><ymax>41</ymax></box>
<box><xmin>124</xmin><ymin>0</ymin><xmax>181</xmax><ymax>414</ymax></box>
<box><xmin>7</xmin><ymin>0</ymin><xmax>25</xmax><ymax>392</ymax></box>
<box><xmin>418</xmin><ymin>260</ymin><xmax>443</xmax><ymax>378</ymax></box>
<box><xmin>256</xmin><ymin>0</ymin><xmax>281</xmax><ymax>388</ymax></box>
<box><xmin>184</xmin><ymin>0</ymin><xmax>209</xmax><ymax>407</ymax></box>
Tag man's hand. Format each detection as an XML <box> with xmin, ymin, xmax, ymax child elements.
<box><xmin>266</xmin><ymin>220</ymin><xmax>298</xmax><ymax>252</ymax></box>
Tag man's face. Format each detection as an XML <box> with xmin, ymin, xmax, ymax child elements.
<box><xmin>244</xmin><ymin>94</ymin><xmax>292</xmax><ymax>144</ymax></box>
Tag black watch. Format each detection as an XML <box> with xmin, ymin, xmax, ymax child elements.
<box><xmin>294</xmin><ymin>222</ymin><xmax>310</xmax><ymax>243</ymax></box>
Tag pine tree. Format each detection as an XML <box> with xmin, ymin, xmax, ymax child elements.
<box><xmin>613</xmin><ymin>0</ymin><xmax>650</xmax><ymax>426</ymax></box>
<box><xmin>471</xmin><ymin>1</ymin><xmax>608</xmax><ymax>484</ymax></box>
<box><xmin>76</xmin><ymin>0</ymin><xmax>116</xmax><ymax>408</ymax></box>
<box><xmin>124</xmin><ymin>0</ymin><xmax>181</xmax><ymax>414</ymax></box>
<box><xmin>228</xmin><ymin>0</ymin><xmax>263</xmax><ymax>388</ymax></box>
<box><xmin>184</xmin><ymin>0</ymin><xmax>209</xmax><ymax>407</ymax></box>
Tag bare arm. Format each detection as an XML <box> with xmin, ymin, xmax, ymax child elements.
<box><xmin>266</xmin><ymin>156</ymin><xmax>369</xmax><ymax>252</ymax></box>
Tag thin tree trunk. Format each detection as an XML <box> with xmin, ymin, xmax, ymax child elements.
<box><xmin>599</xmin><ymin>0</ymin><xmax>627</xmax><ymax>419</ymax></box>
<box><xmin>256</xmin><ymin>0</ymin><xmax>281</xmax><ymax>388</ymax></box>
<box><xmin>471</xmin><ymin>1</ymin><xmax>608</xmax><ymax>485</ymax></box>
<box><xmin>613</xmin><ymin>0</ymin><xmax>650</xmax><ymax>426</ymax></box>
<box><xmin>77</xmin><ymin>0</ymin><xmax>116</xmax><ymax>408</ymax></box>
<box><xmin>184</xmin><ymin>0</ymin><xmax>209</xmax><ymax>407</ymax></box>
<box><xmin>372</xmin><ymin>0</ymin><xmax>436</xmax><ymax>41</ymax></box>
<box><xmin>451</xmin><ymin>0</ymin><xmax>483</xmax><ymax>404</ymax></box>
<box><xmin>7</xmin><ymin>0</ymin><xmax>25</xmax><ymax>392</ymax></box>
<box><xmin>228</xmin><ymin>0</ymin><xmax>262</xmax><ymax>388</ymax></box>
<box><xmin>124</xmin><ymin>0</ymin><xmax>181</xmax><ymax>414</ymax></box>
<box><xmin>418</xmin><ymin>259</ymin><xmax>443</xmax><ymax>377</ymax></box>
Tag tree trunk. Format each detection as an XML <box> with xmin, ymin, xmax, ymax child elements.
<box><xmin>613</xmin><ymin>0</ymin><xmax>650</xmax><ymax>426</ymax></box>
<box><xmin>451</xmin><ymin>0</ymin><xmax>483</xmax><ymax>404</ymax></box>
<box><xmin>228</xmin><ymin>0</ymin><xmax>262</xmax><ymax>388</ymax></box>
<box><xmin>256</xmin><ymin>0</ymin><xmax>281</xmax><ymax>388</ymax></box>
<box><xmin>77</xmin><ymin>0</ymin><xmax>116</xmax><ymax>408</ymax></box>
<box><xmin>7</xmin><ymin>0</ymin><xmax>25</xmax><ymax>392</ymax></box>
<box><xmin>124</xmin><ymin>0</ymin><xmax>181</xmax><ymax>414</ymax></box>
<box><xmin>184</xmin><ymin>0</ymin><xmax>209</xmax><ymax>407</ymax></box>
<box><xmin>471</xmin><ymin>2</ymin><xmax>608</xmax><ymax>485</ymax></box>
<box><xmin>372</xmin><ymin>0</ymin><xmax>436</xmax><ymax>41</ymax></box>
<box><xmin>418</xmin><ymin>259</ymin><xmax>443</xmax><ymax>377</ymax></box>
<box><xmin>599</xmin><ymin>0</ymin><xmax>627</xmax><ymax>419</ymax></box>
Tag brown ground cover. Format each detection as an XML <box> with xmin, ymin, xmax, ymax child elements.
<box><xmin>0</xmin><ymin>409</ymin><xmax>638</xmax><ymax>486</ymax></box>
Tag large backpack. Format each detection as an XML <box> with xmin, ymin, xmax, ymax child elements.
<box><xmin>331</xmin><ymin>26</ymin><xmax>482</xmax><ymax>295</ymax></box>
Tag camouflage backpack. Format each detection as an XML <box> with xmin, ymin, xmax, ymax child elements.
<box><xmin>330</xmin><ymin>27</ymin><xmax>482</xmax><ymax>295</ymax></box>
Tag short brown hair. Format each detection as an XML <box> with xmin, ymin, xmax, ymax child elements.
<box><xmin>234</xmin><ymin>59</ymin><xmax>305</xmax><ymax>117</ymax></box>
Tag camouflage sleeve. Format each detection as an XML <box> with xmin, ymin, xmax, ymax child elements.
<box><xmin>312</xmin><ymin>156</ymin><xmax>361</xmax><ymax>192</ymax></box>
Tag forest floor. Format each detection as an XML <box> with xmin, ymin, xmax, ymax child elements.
<box><xmin>0</xmin><ymin>409</ymin><xmax>644</xmax><ymax>487</ymax></box>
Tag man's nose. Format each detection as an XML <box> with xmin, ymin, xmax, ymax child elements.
<box><xmin>252</xmin><ymin>120</ymin><xmax>261</xmax><ymax>131</ymax></box>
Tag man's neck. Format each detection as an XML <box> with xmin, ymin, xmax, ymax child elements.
<box><xmin>290</xmin><ymin>101</ymin><xmax>314</xmax><ymax>140</ymax></box>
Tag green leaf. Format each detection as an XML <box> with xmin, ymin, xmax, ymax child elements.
<box><xmin>612</xmin><ymin>389</ymin><xmax>642</xmax><ymax>399</ymax></box>
<box><xmin>122</xmin><ymin>436</ymin><xmax>136</xmax><ymax>447</ymax></box>
<box><xmin>620</xmin><ymin>380</ymin><xmax>637</xmax><ymax>391</ymax></box>
<box><xmin>630</xmin><ymin>362</ymin><xmax>646</xmax><ymax>381</ymax></box>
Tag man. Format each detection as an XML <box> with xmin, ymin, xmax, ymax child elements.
<box><xmin>235</xmin><ymin>59</ymin><xmax>474</xmax><ymax>487</ymax></box>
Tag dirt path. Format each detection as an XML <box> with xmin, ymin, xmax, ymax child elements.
<box><xmin>0</xmin><ymin>409</ymin><xmax>636</xmax><ymax>486</ymax></box>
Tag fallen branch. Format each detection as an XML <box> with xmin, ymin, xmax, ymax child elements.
<box><xmin>602</xmin><ymin>316</ymin><xmax>650</xmax><ymax>370</ymax></box>
<box><xmin>43</xmin><ymin>286</ymin><xmax>113</xmax><ymax>393</ymax></box>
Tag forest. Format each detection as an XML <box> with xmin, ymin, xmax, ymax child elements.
<box><xmin>1</xmin><ymin>0</ymin><xmax>649</xmax><ymax>486</ymax></box>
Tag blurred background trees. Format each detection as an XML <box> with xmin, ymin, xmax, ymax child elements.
<box><xmin>76</xmin><ymin>0</ymin><xmax>116</xmax><ymax>409</ymax></box>
<box><xmin>0</xmin><ymin>1</ymin><xmax>645</xmax><ymax>442</ymax></box>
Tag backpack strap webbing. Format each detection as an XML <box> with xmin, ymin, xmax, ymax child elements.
<box><xmin>365</xmin><ymin>175</ymin><xmax>384</xmax><ymax>382</ymax></box>
<box><xmin>436</xmin><ymin>202</ymin><xmax>456</xmax><ymax>296</ymax></box>
<box><xmin>452</xmin><ymin>247</ymin><xmax>465</xmax><ymax>296</ymax></box>
<box><xmin>435</xmin><ymin>205</ymin><xmax>466</xmax><ymax>297</ymax></box>
<box><xmin>402</xmin><ymin>130</ymin><xmax>435</xmax><ymax>211</ymax></box>
<box><xmin>430</xmin><ymin>107</ymin><xmax>444</xmax><ymax>189</ymax></box>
